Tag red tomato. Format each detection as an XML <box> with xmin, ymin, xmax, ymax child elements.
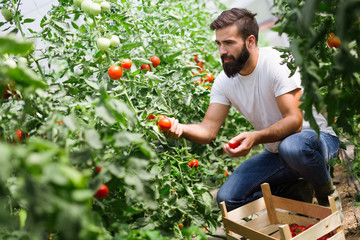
<box><xmin>121</xmin><ymin>59</ymin><xmax>132</xmax><ymax>69</ymax></box>
<box><xmin>327</xmin><ymin>32</ymin><xmax>341</xmax><ymax>49</ymax></box>
<box><xmin>178</xmin><ymin>223</ymin><xmax>183</xmax><ymax>228</ymax></box>
<box><xmin>108</xmin><ymin>65</ymin><xmax>123</xmax><ymax>80</ymax></box>
<box><xmin>224</xmin><ymin>171</ymin><xmax>229</xmax><ymax>176</ymax></box>
<box><xmin>203</xmin><ymin>73</ymin><xmax>214</xmax><ymax>83</ymax></box>
<box><xmin>150</xmin><ymin>56</ymin><xmax>160</xmax><ymax>67</ymax></box>
<box><xmin>194</xmin><ymin>55</ymin><xmax>199</xmax><ymax>63</ymax></box>
<box><xmin>57</xmin><ymin>121</ymin><xmax>64</xmax><ymax>125</ymax></box>
<box><xmin>188</xmin><ymin>159</ymin><xmax>199</xmax><ymax>168</ymax></box>
<box><xmin>146</xmin><ymin>114</ymin><xmax>155</xmax><ymax>120</ymax></box>
<box><xmin>228</xmin><ymin>141</ymin><xmax>241</xmax><ymax>149</ymax></box>
<box><xmin>15</xmin><ymin>130</ymin><xmax>23</xmax><ymax>141</ymax></box>
<box><xmin>157</xmin><ymin>116</ymin><xmax>171</xmax><ymax>131</ymax></box>
<box><xmin>141</xmin><ymin>64</ymin><xmax>151</xmax><ymax>72</ymax></box>
<box><xmin>194</xmin><ymin>79</ymin><xmax>202</xmax><ymax>86</ymax></box>
<box><xmin>94</xmin><ymin>184</ymin><xmax>109</xmax><ymax>199</ymax></box>
<box><xmin>95</xmin><ymin>166</ymin><xmax>103</xmax><ymax>173</ymax></box>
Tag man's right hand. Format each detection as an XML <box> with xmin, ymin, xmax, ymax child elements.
<box><xmin>163</xmin><ymin>117</ymin><xmax>183</xmax><ymax>139</ymax></box>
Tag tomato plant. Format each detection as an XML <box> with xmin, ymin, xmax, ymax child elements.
<box><xmin>108</xmin><ymin>65</ymin><xmax>123</xmax><ymax>80</ymax></box>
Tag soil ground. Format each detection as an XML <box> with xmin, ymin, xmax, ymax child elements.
<box><xmin>333</xmin><ymin>163</ymin><xmax>360</xmax><ymax>239</ymax></box>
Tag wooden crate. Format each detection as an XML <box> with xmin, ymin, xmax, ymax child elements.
<box><xmin>220</xmin><ymin>183</ymin><xmax>345</xmax><ymax>240</ymax></box>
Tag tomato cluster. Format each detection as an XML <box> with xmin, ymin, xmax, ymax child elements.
<box><xmin>108</xmin><ymin>55</ymin><xmax>160</xmax><ymax>80</ymax></box>
<box><xmin>190</xmin><ymin>54</ymin><xmax>214</xmax><ymax>88</ymax></box>
<box><xmin>288</xmin><ymin>223</ymin><xmax>334</xmax><ymax>239</ymax></box>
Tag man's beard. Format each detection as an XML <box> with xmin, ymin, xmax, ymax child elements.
<box><xmin>221</xmin><ymin>43</ymin><xmax>250</xmax><ymax>78</ymax></box>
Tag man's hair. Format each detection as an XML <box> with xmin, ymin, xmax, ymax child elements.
<box><xmin>210</xmin><ymin>8</ymin><xmax>259</xmax><ymax>44</ymax></box>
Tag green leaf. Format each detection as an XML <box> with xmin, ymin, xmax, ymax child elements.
<box><xmin>0</xmin><ymin>34</ymin><xmax>34</xmax><ymax>55</ymax></box>
<box><xmin>23</xmin><ymin>18</ymin><xmax>35</xmax><ymax>23</ymax></box>
<box><xmin>84</xmin><ymin>129</ymin><xmax>103</xmax><ymax>149</ymax></box>
<box><xmin>95</xmin><ymin>105</ymin><xmax>116</xmax><ymax>125</ymax></box>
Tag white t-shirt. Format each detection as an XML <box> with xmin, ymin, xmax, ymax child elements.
<box><xmin>210</xmin><ymin>47</ymin><xmax>336</xmax><ymax>153</ymax></box>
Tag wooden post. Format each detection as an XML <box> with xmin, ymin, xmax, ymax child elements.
<box><xmin>279</xmin><ymin>224</ymin><xmax>292</xmax><ymax>240</ymax></box>
<box><xmin>328</xmin><ymin>196</ymin><xmax>343</xmax><ymax>233</ymax></box>
<box><xmin>220</xmin><ymin>201</ymin><xmax>234</xmax><ymax>237</ymax></box>
<box><xmin>261</xmin><ymin>183</ymin><xmax>279</xmax><ymax>224</ymax></box>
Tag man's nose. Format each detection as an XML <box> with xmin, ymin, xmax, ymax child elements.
<box><xmin>219</xmin><ymin>45</ymin><xmax>227</xmax><ymax>56</ymax></box>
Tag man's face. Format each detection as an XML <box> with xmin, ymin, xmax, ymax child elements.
<box><xmin>215</xmin><ymin>24</ymin><xmax>250</xmax><ymax>78</ymax></box>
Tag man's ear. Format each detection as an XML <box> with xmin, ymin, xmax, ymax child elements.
<box><xmin>247</xmin><ymin>35</ymin><xmax>256</xmax><ymax>48</ymax></box>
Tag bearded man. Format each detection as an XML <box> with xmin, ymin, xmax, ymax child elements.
<box><xmin>163</xmin><ymin>8</ymin><xmax>342</xmax><ymax>215</ymax></box>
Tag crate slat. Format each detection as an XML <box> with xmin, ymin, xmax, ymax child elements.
<box><xmin>276</xmin><ymin>210</ymin><xmax>319</xmax><ymax>226</ymax></box>
<box><xmin>272</xmin><ymin>195</ymin><xmax>332</xmax><ymax>219</ymax></box>
<box><xmin>223</xmin><ymin>217</ymin><xmax>278</xmax><ymax>240</ymax></box>
<box><xmin>328</xmin><ymin>230</ymin><xmax>346</xmax><ymax>240</ymax></box>
<box><xmin>227</xmin><ymin>197</ymin><xmax>267</xmax><ymax>221</ymax></box>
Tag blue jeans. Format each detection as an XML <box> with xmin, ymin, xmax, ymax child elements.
<box><xmin>216</xmin><ymin>130</ymin><xmax>340</xmax><ymax>211</ymax></box>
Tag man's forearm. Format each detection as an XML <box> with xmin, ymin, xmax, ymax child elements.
<box><xmin>253</xmin><ymin>116</ymin><xmax>302</xmax><ymax>145</ymax></box>
<box><xmin>181</xmin><ymin>123</ymin><xmax>218</xmax><ymax>144</ymax></box>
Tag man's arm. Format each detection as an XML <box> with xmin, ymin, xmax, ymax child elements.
<box><xmin>165</xmin><ymin>103</ymin><xmax>230</xmax><ymax>144</ymax></box>
<box><xmin>224</xmin><ymin>88</ymin><xmax>303</xmax><ymax>157</ymax></box>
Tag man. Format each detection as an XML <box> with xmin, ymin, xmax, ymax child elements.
<box><xmin>165</xmin><ymin>8</ymin><xmax>341</xmax><ymax>213</ymax></box>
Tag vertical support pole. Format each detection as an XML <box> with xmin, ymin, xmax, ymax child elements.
<box><xmin>261</xmin><ymin>183</ymin><xmax>279</xmax><ymax>224</ymax></box>
<box><xmin>220</xmin><ymin>201</ymin><xmax>233</xmax><ymax>237</ymax></box>
<box><xmin>329</xmin><ymin>196</ymin><xmax>343</xmax><ymax>232</ymax></box>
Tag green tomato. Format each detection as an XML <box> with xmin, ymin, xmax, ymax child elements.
<box><xmin>89</xmin><ymin>3</ymin><xmax>101</xmax><ymax>16</ymax></box>
<box><xmin>100</xmin><ymin>1</ymin><xmax>110</xmax><ymax>12</ymax></box>
<box><xmin>17</xmin><ymin>57</ymin><xmax>28</xmax><ymax>65</ymax></box>
<box><xmin>81</xmin><ymin>0</ymin><xmax>93</xmax><ymax>13</ymax></box>
<box><xmin>86</xmin><ymin>18</ymin><xmax>94</xmax><ymax>26</ymax></box>
<box><xmin>4</xmin><ymin>59</ymin><xmax>17</xmax><ymax>69</ymax></box>
<box><xmin>110</xmin><ymin>35</ymin><xmax>120</xmax><ymax>47</ymax></box>
<box><xmin>1</xmin><ymin>8</ymin><xmax>13</xmax><ymax>21</ymax></box>
<box><xmin>97</xmin><ymin>38</ymin><xmax>110</xmax><ymax>51</ymax></box>
<box><xmin>73</xmin><ymin>0</ymin><xmax>84</xmax><ymax>7</ymax></box>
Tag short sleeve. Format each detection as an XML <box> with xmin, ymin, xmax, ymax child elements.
<box><xmin>210</xmin><ymin>72</ymin><xmax>231</xmax><ymax>106</ymax></box>
<box><xmin>273</xmin><ymin>61</ymin><xmax>302</xmax><ymax>97</ymax></box>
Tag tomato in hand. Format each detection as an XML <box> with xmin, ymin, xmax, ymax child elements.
<box><xmin>188</xmin><ymin>159</ymin><xmax>199</xmax><ymax>168</ymax></box>
<box><xmin>121</xmin><ymin>59</ymin><xmax>132</xmax><ymax>69</ymax></box>
<box><xmin>150</xmin><ymin>56</ymin><xmax>160</xmax><ymax>67</ymax></box>
<box><xmin>108</xmin><ymin>65</ymin><xmax>123</xmax><ymax>80</ymax></box>
<box><xmin>94</xmin><ymin>184</ymin><xmax>109</xmax><ymax>199</ymax></box>
<box><xmin>228</xmin><ymin>141</ymin><xmax>241</xmax><ymax>149</ymax></box>
<box><xmin>141</xmin><ymin>64</ymin><xmax>151</xmax><ymax>72</ymax></box>
<box><xmin>157</xmin><ymin>116</ymin><xmax>171</xmax><ymax>131</ymax></box>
